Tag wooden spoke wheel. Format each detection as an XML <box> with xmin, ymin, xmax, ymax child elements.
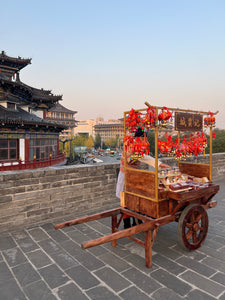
<box><xmin>178</xmin><ymin>204</ymin><xmax>208</xmax><ymax>250</ymax></box>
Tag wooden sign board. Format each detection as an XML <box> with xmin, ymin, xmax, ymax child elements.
<box><xmin>175</xmin><ymin>112</ymin><xmax>203</xmax><ymax>131</ymax></box>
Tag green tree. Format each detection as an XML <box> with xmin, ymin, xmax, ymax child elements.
<box><xmin>64</xmin><ymin>140</ymin><xmax>73</xmax><ymax>157</ymax></box>
<box><xmin>73</xmin><ymin>135</ymin><xmax>87</xmax><ymax>146</ymax></box>
<box><xmin>94</xmin><ymin>133</ymin><xmax>101</xmax><ymax>149</ymax></box>
<box><xmin>212</xmin><ymin>128</ymin><xmax>225</xmax><ymax>153</ymax></box>
<box><xmin>147</xmin><ymin>130</ymin><xmax>156</xmax><ymax>156</ymax></box>
<box><xmin>85</xmin><ymin>136</ymin><xmax>94</xmax><ymax>150</ymax></box>
<box><xmin>105</xmin><ymin>137</ymin><xmax>117</xmax><ymax>149</ymax></box>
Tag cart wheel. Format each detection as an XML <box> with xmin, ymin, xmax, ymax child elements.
<box><xmin>178</xmin><ymin>204</ymin><xmax>208</xmax><ymax>251</ymax></box>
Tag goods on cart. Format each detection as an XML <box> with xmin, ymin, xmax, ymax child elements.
<box><xmin>157</xmin><ymin>166</ymin><xmax>211</xmax><ymax>192</ymax></box>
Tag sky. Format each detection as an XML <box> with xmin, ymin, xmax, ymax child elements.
<box><xmin>1</xmin><ymin>0</ymin><xmax>225</xmax><ymax>128</ymax></box>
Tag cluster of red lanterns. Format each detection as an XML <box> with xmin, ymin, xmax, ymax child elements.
<box><xmin>158</xmin><ymin>132</ymin><xmax>208</xmax><ymax>160</ymax></box>
<box><xmin>204</xmin><ymin>112</ymin><xmax>216</xmax><ymax>127</ymax></box>
<box><xmin>126</xmin><ymin>107</ymin><xmax>173</xmax><ymax>133</ymax></box>
<box><xmin>125</xmin><ymin>109</ymin><xmax>142</xmax><ymax>133</ymax></box>
<box><xmin>125</xmin><ymin>107</ymin><xmax>215</xmax><ymax>161</ymax></box>
<box><xmin>124</xmin><ymin>135</ymin><xmax>149</xmax><ymax>159</ymax></box>
<box><xmin>158</xmin><ymin>134</ymin><xmax>174</xmax><ymax>154</ymax></box>
<box><xmin>142</xmin><ymin>107</ymin><xmax>157</xmax><ymax>130</ymax></box>
<box><xmin>158</xmin><ymin>107</ymin><xmax>173</xmax><ymax>127</ymax></box>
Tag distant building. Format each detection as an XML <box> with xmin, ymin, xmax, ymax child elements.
<box><xmin>73</xmin><ymin>119</ymin><xmax>96</xmax><ymax>138</ymax></box>
<box><xmin>0</xmin><ymin>51</ymin><xmax>66</xmax><ymax>170</ymax></box>
<box><xmin>45</xmin><ymin>102</ymin><xmax>77</xmax><ymax>138</ymax></box>
<box><xmin>94</xmin><ymin>119</ymin><xmax>124</xmax><ymax>145</ymax></box>
<box><xmin>73</xmin><ymin>117</ymin><xmax>124</xmax><ymax>145</ymax></box>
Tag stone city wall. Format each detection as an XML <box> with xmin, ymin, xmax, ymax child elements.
<box><xmin>0</xmin><ymin>153</ymin><xmax>224</xmax><ymax>232</ymax></box>
<box><xmin>0</xmin><ymin>163</ymin><xmax>120</xmax><ymax>232</ymax></box>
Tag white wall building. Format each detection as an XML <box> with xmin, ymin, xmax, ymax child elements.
<box><xmin>73</xmin><ymin>119</ymin><xmax>96</xmax><ymax>137</ymax></box>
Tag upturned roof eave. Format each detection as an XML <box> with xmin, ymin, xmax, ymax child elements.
<box><xmin>0</xmin><ymin>51</ymin><xmax>31</xmax><ymax>70</ymax></box>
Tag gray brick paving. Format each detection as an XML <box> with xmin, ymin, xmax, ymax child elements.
<box><xmin>0</xmin><ymin>177</ymin><xmax>224</xmax><ymax>299</ymax></box>
<box><xmin>56</xmin><ymin>282</ymin><xmax>89</xmax><ymax>300</ymax></box>
<box><xmin>220</xmin><ymin>293</ymin><xmax>225</xmax><ymax>300</ymax></box>
<box><xmin>23</xmin><ymin>280</ymin><xmax>56</xmax><ymax>300</ymax></box>
<box><xmin>94</xmin><ymin>266</ymin><xmax>131</xmax><ymax>292</ymax></box>
<box><xmin>151</xmin><ymin>287</ymin><xmax>184</xmax><ymax>300</ymax></box>
<box><xmin>2</xmin><ymin>247</ymin><xmax>27</xmax><ymax>267</ymax></box>
<box><xmin>185</xmin><ymin>289</ymin><xmax>218</xmax><ymax>300</ymax></box>
<box><xmin>26</xmin><ymin>249</ymin><xmax>52</xmax><ymax>269</ymax></box>
<box><xmin>180</xmin><ymin>270</ymin><xmax>225</xmax><ymax>297</ymax></box>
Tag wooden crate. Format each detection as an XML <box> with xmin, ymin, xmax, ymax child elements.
<box><xmin>179</xmin><ymin>162</ymin><xmax>210</xmax><ymax>179</ymax></box>
<box><xmin>124</xmin><ymin>168</ymin><xmax>171</xmax><ymax>218</ymax></box>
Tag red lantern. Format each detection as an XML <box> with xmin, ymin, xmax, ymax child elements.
<box><xmin>158</xmin><ymin>107</ymin><xmax>173</xmax><ymax>127</ymax></box>
<box><xmin>142</xmin><ymin>106</ymin><xmax>157</xmax><ymax>130</ymax></box>
<box><xmin>124</xmin><ymin>135</ymin><xmax>149</xmax><ymax>159</ymax></box>
<box><xmin>125</xmin><ymin>108</ymin><xmax>142</xmax><ymax>133</ymax></box>
<box><xmin>204</xmin><ymin>111</ymin><xmax>215</xmax><ymax>127</ymax></box>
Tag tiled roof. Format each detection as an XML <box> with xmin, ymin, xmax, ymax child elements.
<box><xmin>0</xmin><ymin>50</ymin><xmax>31</xmax><ymax>70</ymax></box>
<box><xmin>48</xmin><ymin>102</ymin><xmax>77</xmax><ymax>114</ymax></box>
<box><xmin>0</xmin><ymin>105</ymin><xmax>66</xmax><ymax>129</ymax></box>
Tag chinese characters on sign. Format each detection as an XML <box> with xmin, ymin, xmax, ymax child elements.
<box><xmin>175</xmin><ymin>112</ymin><xmax>203</xmax><ymax>131</ymax></box>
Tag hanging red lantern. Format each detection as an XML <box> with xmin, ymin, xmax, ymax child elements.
<box><xmin>125</xmin><ymin>109</ymin><xmax>142</xmax><ymax>133</ymax></box>
<box><xmin>158</xmin><ymin>133</ymin><xmax>175</xmax><ymax>156</ymax></box>
<box><xmin>123</xmin><ymin>135</ymin><xmax>149</xmax><ymax>159</ymax></box>
<box><xmin>158</xmin><ymin>107</ymin><xmax>173</xmax><ymax>127</ymax></box>
<box><xmin>204</xmin><ymin>111</ymin><xmax>216</xmax><ymax>127</ymax></box>
<box><xmin>131</xmin><ymin>136</ymin><xmax>150</xmax><ymax>158</ymax></box>
<box><xmin>142</xmin><ymin>106</ymin><xmax>157</xmax><ymax>131</ymax></box>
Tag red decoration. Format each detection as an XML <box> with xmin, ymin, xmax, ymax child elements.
<box><xmin>123</xmin><ymin>135</ymin><xmax>149</xmax><ymax>159</ymax></box>
<box><xmin>158</xmin><ymin>132</ymin><xmax>207</xmax><ymax>160</ymax></box>
<box><xmin>158</xmin><ymin>133</ymin><xmax>175</xmax><ymax>155</ymax></box>
<box><xmin>142</xmin><ymin>106</ymin><xmax>157</xmax><ymax>131</ymax></box>
<box><xmin>131</xmin><ymin>137</ymin><xmax>149</xmax><ymax>158</ymax></box>
<box><xmin>204</xmin><ymin>111</ymin><xmax>216</xmax><ymax>127</ymax></box>
<box><xmin>158</xmin><ymin>107</ymin><xmax>172</xmax><ymax>127</ymax></box>
<box><xmin>125</xmin><ymin>109</ymin><xmax>142</xmax><ymax>133</ymax></box>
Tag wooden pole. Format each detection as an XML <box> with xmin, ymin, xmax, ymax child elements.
<box><xmin>210</xmin><ymin>126</ymin><xmax>213</xmax><ymax>181</ymax></box>
<box><xmin>155</xmin><ymin>108</ymin><xmax>158</xmax><ymax>201</ymax></box>
<box><xmin>144</xmin><ymin>101</ymin><xmax>219</xmax><ymax>116</ymax></box>
<box><xmin>82</xmin><ymin>221</ymin><xmax>156</xmax><ymax>249</ymax></box>
<box><xmin>81</xmin><ymin>214</ymin><xmax>176</xmax><ymax>249</ymax></box>
<box><xmin>178</xmin><ymin>131</ymin><xmax>180</xmax><ymax>169</ymax></box>
<box><xmin>111</xmin><ymin>215</ymin><xmax>117</xmax><ymax>247</ymax></box>
<box><xmin>54</xmin><ymin>207</ymin><xmax>121</xmax><ymax>229</ymax></box>
<box><xmin>124</xmin><ymin>111</ymin><xmax>127</xmax><ymax>193</ymax></box>
<box><xmin>145</xmin><ymin>230</ymin><xmax>152</xmax><ymax>268</ymax></box>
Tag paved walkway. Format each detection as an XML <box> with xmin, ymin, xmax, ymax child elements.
<box><xmin>0</xmin><ymin>177</ymin><xmax>225</xmax><ymax>300</ymax></box>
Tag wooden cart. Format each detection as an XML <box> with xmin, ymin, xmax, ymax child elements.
<box><xmin>55</xmin><ymin>103</ymin><xmax>219</xmax><ymax>268</ymax></box>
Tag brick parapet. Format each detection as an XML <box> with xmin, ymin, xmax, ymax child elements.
<box><xmin>0</xmin><ymin>162</ymin><xmax>120</xmax><ymax>232</ymax></box>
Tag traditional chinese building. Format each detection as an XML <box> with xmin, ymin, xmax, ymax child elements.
<box><xmin>45</xmin><ymin>102</ymin><xmax>77</xmax><ymax>139</ymax></box>
<box><xmin>0</xmin><ymin>51</ymin><xmax>67</xmax><ymax>170</ymax></box>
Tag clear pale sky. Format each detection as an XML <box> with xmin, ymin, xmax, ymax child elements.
<box><xmin>1</xmin><ymin>0</ymin><xmax>225</xmax><ymax>128</ymax></box>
